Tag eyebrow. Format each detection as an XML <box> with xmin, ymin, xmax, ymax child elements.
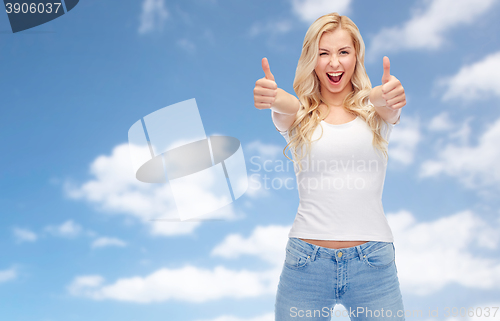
<box><xmin>319</xmin><ymin>46</ymin><xmax>352</xmax><ymax>51</ymax></box>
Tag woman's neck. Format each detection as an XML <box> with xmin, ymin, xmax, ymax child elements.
<box><xmin>320</xmin><ymin>83</ymin><xmax>353</xmax><ymax>107</ymax></box>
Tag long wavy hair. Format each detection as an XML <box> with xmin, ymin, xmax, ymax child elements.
<box><xmin>283</xmin><ymin>12</ymin><xmax>391</xmax><ymax>174</ymax></box>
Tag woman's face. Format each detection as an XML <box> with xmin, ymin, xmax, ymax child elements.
<box><xmin>314</xmin><ymin>28</ymin><xmax>357</xmax><ymax>99</ymax></box>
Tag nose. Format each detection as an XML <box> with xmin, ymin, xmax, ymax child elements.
<box><xmin>329</xmin><ymin>54</ymin><xmax>340</xmax><ymax>68</ymax></box>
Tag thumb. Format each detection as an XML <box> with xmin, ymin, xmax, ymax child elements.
<box><xmin>382</xmin><ymin>56</ymin><xmax>391</xmax><ymax>84</ymax></box>
<box><xmin>262</xmin><ymin>57</ymin><xmax>275</xmax><ymax>81</ymax></box>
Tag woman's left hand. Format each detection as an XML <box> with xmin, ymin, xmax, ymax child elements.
<box><xmin>373</xmin><ymin>56</ymin><xmax>406</xmax><ymax>110</ymax></box>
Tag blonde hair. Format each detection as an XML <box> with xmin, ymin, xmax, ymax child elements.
<box><xmin>282</xmin><ymin>12</ymin><xmax>392</xmax><ymax>174</ymax></box>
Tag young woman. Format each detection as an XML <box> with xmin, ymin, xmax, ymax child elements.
<box><xmin>253</xmin><ymin>13</ymin><xmax>406</xmax><ymax>320</ymax></box>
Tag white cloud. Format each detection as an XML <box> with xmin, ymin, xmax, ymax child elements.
<box><xmin>389</xmin><ymin>209</ymin><xmax>500</xmax><ymax>295</ymax></box>
<box><xmin>426</xmin><ymin>112</ymin><xmax>474</xmax><ymax>148</ymax></box>
<box><xmin>248</xmin><ymin>20</ymin><xmax>293</xmax><ymax>38</ymax></box>
<box><xmin>428</xmin><ymin>112</ymin><xmax>454</xmax><ymax>132</ymax></box>
<box><xmin>447</xmin><ymin>117</ymin><xmax>473</xmax><ymax>146</ymax></box>
<box><xmin>45</xmin><ymin>220</ymin><xmax>82</xmax><ymax>238</ymax></box>
<box><xmin>245</xmin><ymin>140</ymin><xmax>285</xmax><ymax>161</ymax></box>
<box><xmin>148</xmin><ymin>219</ymin><xmax>202</xmax><ymax>236</ymax></box>
<box><xmin>67</xmin><ymin>209</ymin><xmax>500</xmax><ymax>303</ymax></box>
<box><xmin>67</xmin><ymin>275</ymin><xmax>105</xmax><ymax>296</ymax></box>
<box><xmin>177</xmin><ymin>38</ymin><xmax>196</xmax><ymax>54</ymax></box>
<box><xmin>12</xmin><ymin>227</ymin><xmax>37</xmax><ymax>243</ymax></box>
<box><xmin>389</xmin><ymin>115</ymin><xmax>422</xmax><ymax>165</ymax></box>
<box><xmin>211</xmin><ymin>225</ymin><xmax>290</xmax><ymax>266</ymax></box>
<box><xmin>290</xmin><ymin>0</ymin><xmax>352</xmax><ymax>23</ymax></box>
<box><xmin>91</xmin><ymin>237</ymin><xmax>127</xmax><ymax>249</ymax></box>
<box><xmin>368</xmin><ymin>0</ymin><xmax>497</xmax><ymax>59</ymax></box>
<box><xmin>419</xmin><ymin>116</ymin><xmax>500</xmax><ymax>193</ymax></box>
<box><xmin>67</xmin><ymin>224</ymin><xmax>290</xmax><ymax>303</ymax></box>
<box><xmin>0</xmin><ymin>267</ymin><xmax>17</xmax><ymax>284</ymax></box>
<box><xmin>67</xmin><ymin>265</ymin><xmax>280</xmax><ymax>303</ymax></box>
<box><xmin>138</xmin><ymin>0</ymin><xmax>169</xmax><ymax>34</ymax></box>
<box><xmin>438</xmin><ymin>51</ymin><xmax>500</xmax><ymax>101</ymax></box>
<box><xmin>63</xmin><ymin>143</ymin><xmax>238</xmax><ymax>236</ymax></box>
<box><xmin>248</xmin><ymin>0</ymin><xmax>352</xmax><ymax>38</ymax></box>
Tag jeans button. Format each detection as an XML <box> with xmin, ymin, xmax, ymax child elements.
<box><xmin>337</xmin><ymin>252</ymin><xmax>342</xmax><ymax>258</ymax></box>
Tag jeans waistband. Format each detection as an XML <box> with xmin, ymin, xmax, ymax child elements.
<box><xmin>287</xmin><ymin>237</ymin><xmax>393</xmax><ymax>262</ymax></box>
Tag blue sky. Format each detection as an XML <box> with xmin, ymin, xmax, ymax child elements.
<box><xmin>1</xmin><ymin>0</ymin><xmax>500</xmax><ymax>320</ymax></box>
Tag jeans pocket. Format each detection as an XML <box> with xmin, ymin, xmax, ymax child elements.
<box><xmin>362</xmin><ymin>242</ymin><xmax>395</xmax><ymax>269</ymax></box>
<box><xmin>284</xmin><ymin>245</ymin><xmax>310</xmax><ymax>269</ymax></box>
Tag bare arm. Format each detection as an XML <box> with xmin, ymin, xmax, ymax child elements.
<box><xmin>271</xmin><ymin>88</ymin><xmax>300</xmax><ymax>115</ymax></box>
<box><xmin>271</xmin><ymin>88</ymin><xmax>300</xmax><ymax>132</ymax></box>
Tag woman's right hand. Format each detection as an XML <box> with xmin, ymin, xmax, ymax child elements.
<box><xmin>254</xmin><ymin>57</ymin><xmax>278</xmax><ymax>110</ymax></box>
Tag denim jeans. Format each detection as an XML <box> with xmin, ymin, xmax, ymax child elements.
<box><xmin>275</xmin><ymin>237</ymin><xmax>405</xmax><ymax>320</ymax></box>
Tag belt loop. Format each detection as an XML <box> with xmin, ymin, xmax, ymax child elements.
<box><xmin>355</xmin><ymin>245</ymin><xmax>364</xmax><ymax>261</ymax></box>
<box><xmin>310</xmin><ymin>245</ymin><xmax>319</xmax><ymax>261</ymax></box>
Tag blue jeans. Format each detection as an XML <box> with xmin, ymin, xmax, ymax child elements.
<box><xmin>275</xmin><ymin>237</ymin><xmax>405</xmax><ymax>320</ymax></box>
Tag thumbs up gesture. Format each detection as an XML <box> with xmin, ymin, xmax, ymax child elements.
<box><xmin>254</xmin><ymin>57</ymin><xmax>278</xmax><ymax>110</ymax></box>
<box><xmin>377</xmin><ymin>56</ymin><xmax>406</xmax><ymax>110</ymax></box>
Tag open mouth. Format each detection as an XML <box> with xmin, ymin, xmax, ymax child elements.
<box><xmin>327</xmin><ymin>72</ymin><xmax>344</xmax><ymax>84</ymax></box>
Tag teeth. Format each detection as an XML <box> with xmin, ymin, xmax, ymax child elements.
<box><xmin>328</xmin><ymin>72</ymin><xmax>343</xmax><ymax>76</ymax></box>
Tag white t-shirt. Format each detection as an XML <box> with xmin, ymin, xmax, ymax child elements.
<box><xmin>272</xmin><ymin>107</ymin><xmax>400</xmax><ymax>242</ymax></box>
